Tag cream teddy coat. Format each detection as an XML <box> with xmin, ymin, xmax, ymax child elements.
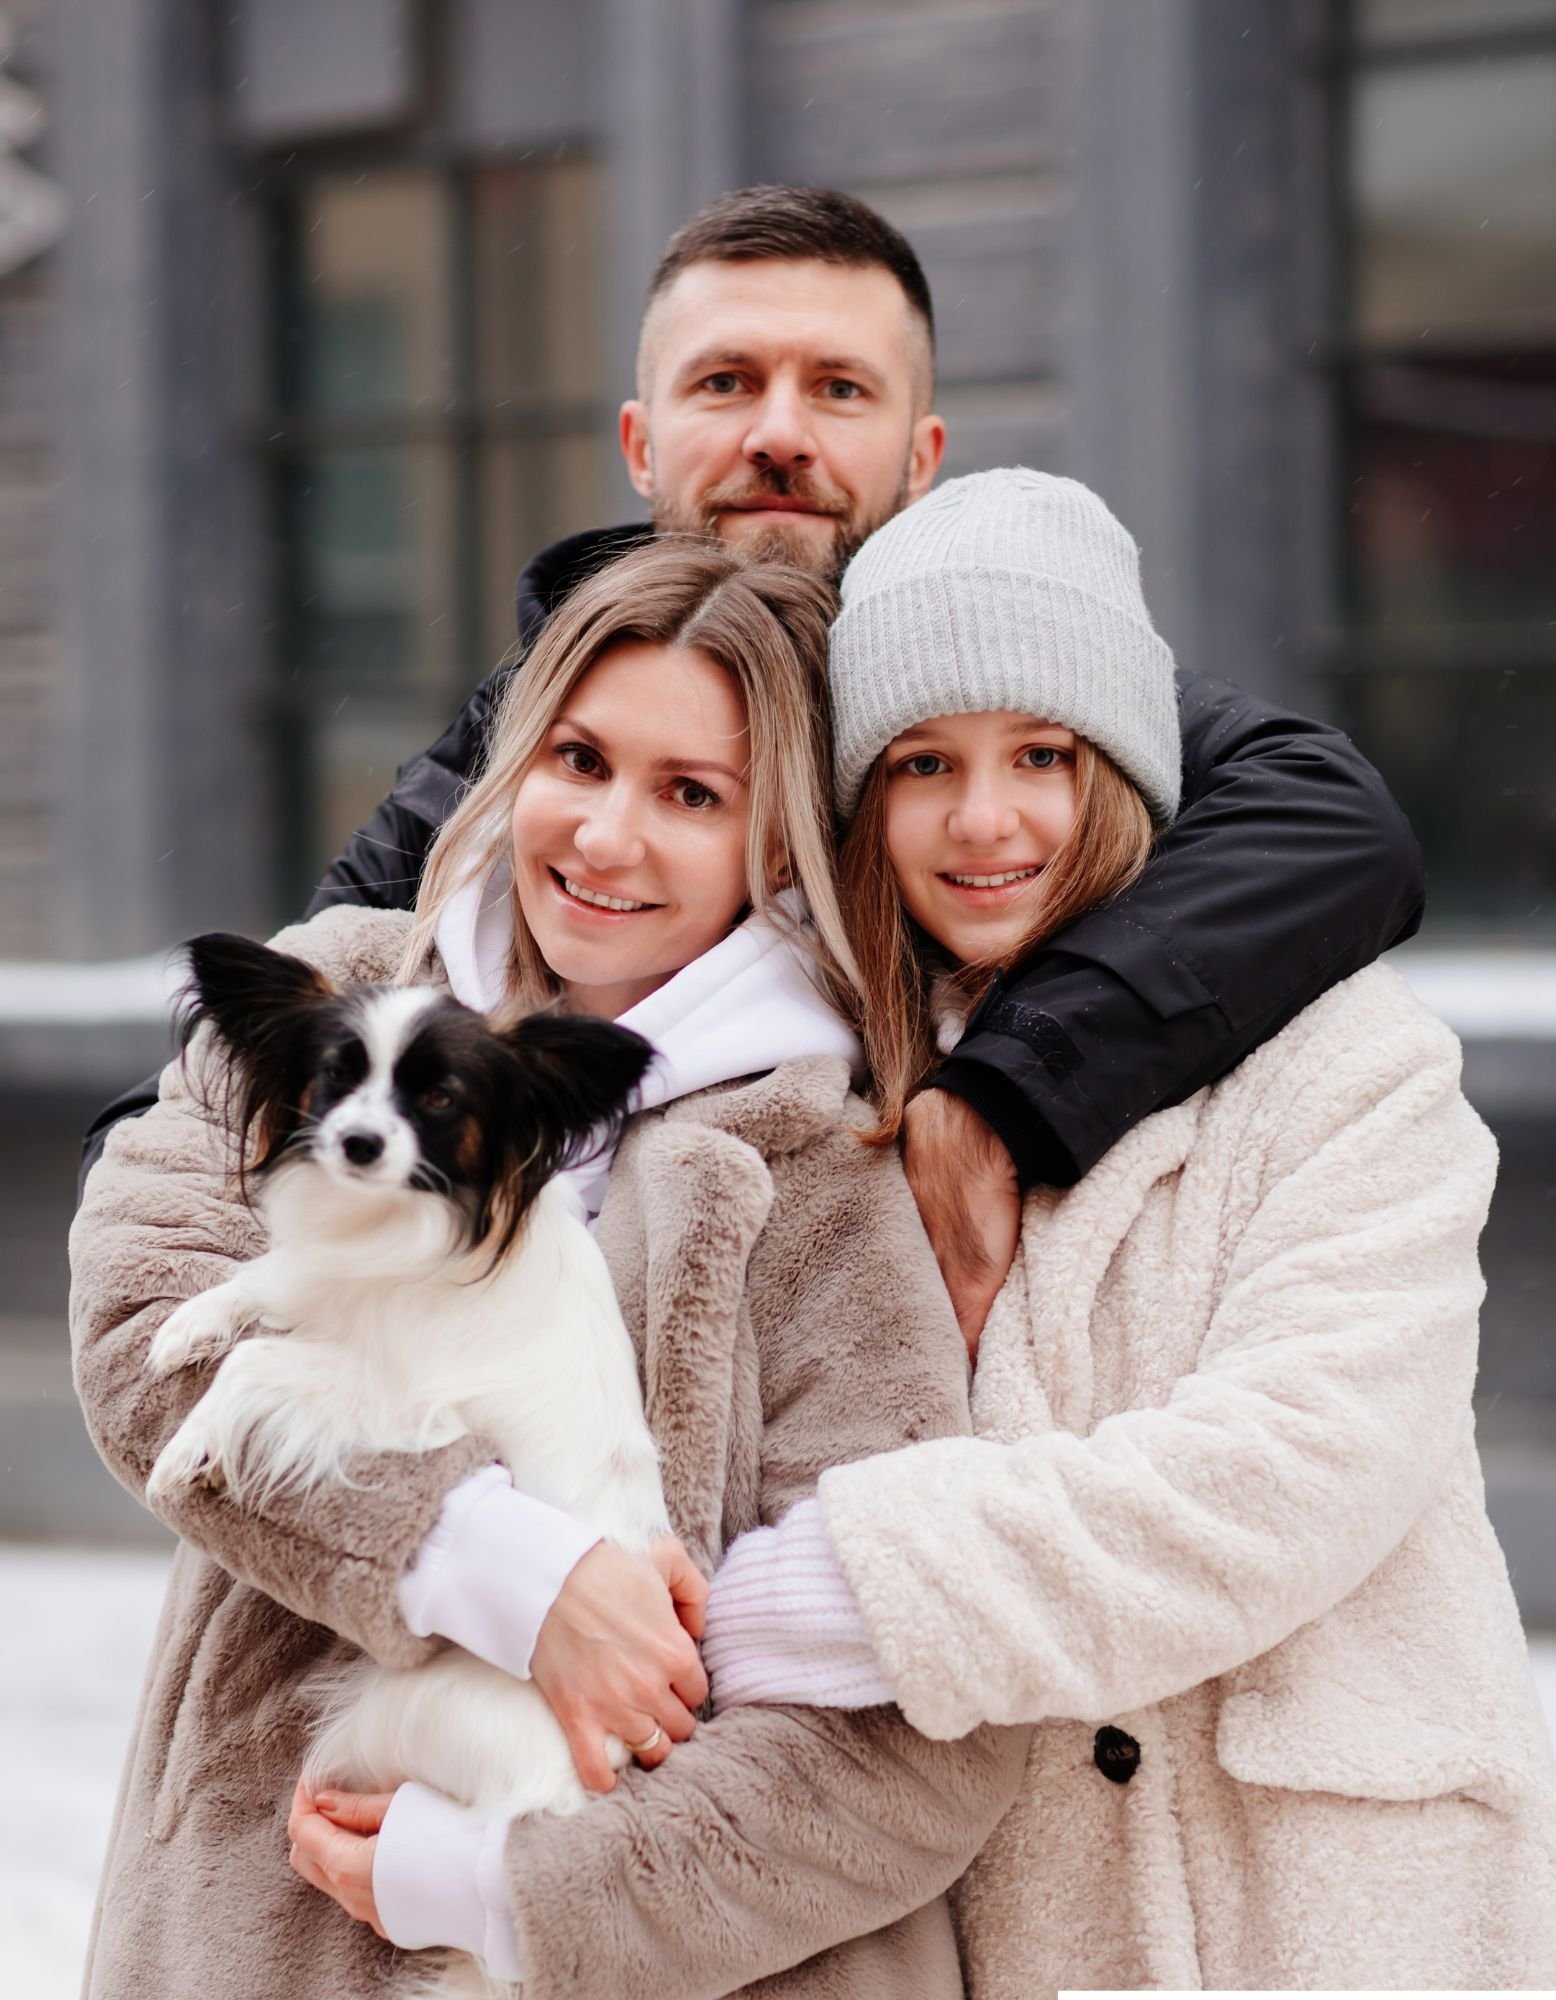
<box><xmin>820</xmin><ymin>963</ymin><xmax>1556</xmax><ymax>1994</ymax></box>
<box><xmin>69</xmin><ymin>906</ymin><xmax>1030</xmax><ymax>2000</ymax></box>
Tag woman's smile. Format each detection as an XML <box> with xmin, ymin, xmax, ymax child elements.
<box><xmin>548</xmin><ymin>867</ymin><xmax>664</xmax><ymax>918</ymax></box>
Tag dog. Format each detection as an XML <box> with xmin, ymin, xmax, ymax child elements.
<box><xmin>145</xmin><ymin>931</ymin><xmax>670</xmax><ymax>1995</ymax></box>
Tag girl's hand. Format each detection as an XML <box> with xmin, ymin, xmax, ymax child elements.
<box><xmin>287</xmin><ymin>1778</ymin><xmax>391</xmax><ymax>1935</ymax></box>
<box><xmin>531</xmin><ymin>1536</ymin><xmax>710</xmax><ymax>1793</ymax></box>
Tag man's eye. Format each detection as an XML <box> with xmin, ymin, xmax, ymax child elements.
<box><xmin>824</xmin><ymin>379</ymin><xmax>863</xmax><ymax>400</ymax></box>
<box><xmin>703</xmin><ymin>372</ymin><xmax>742</xmax><ymax>394</ymax></box>
<box><xmin>558</xmin><ymin>744</ymin><xmax>602</xmax><ymax>776</ymax></box>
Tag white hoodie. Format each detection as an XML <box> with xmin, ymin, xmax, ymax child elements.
<box><xmin>376</xmin><ymin>863</ymin><xmax>861</xmax><ymax>1974</ymax></box>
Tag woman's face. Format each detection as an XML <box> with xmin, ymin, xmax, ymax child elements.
<box><xmin>511</xmin><ymin>640</ymin><xmax>752</xmax><ymax>1018</ymax></box>
<box><xmin>881</xmin><ymin>710</ymin><xmax>1079</xmax><ymax>966</ymax></box>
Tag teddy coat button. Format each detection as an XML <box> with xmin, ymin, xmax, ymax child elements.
<box><xmin>1093</xmin><ymin>1726</ymin><xmax>1141</xmax><ymax>1783</ymax></box>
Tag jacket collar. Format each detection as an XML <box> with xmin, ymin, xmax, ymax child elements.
<box><xmin>514</xmin><ymin>522</ymin><xmax>654</xmax><ymax>650</ymax></box>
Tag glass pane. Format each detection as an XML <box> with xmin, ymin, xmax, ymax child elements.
<box><xmin>281</xmin><ymin>174</ymin><xmax>453</xmax><ymax>413</ymax></box>
<box><xmin>1348</xmin><ymin>354</ymin><xmax>1556</xmax><ymax>625</ymax></box>
<box><xmin>471</xmin><ymin>159</ymin><xmax>603</xmax><ymax>406</ymax></box>
<box><xmin>287</xmin><ymin>448</ymin><xmax>457</xmax><ymax>689</ymax></box>
<box><xmin>1357</xmin><ymin>0</ymin><xmax>1556</xmax><ymax>46</ymax></box>
<box><xmin>479</xmin><ymin>435</ymin><xmax>606</xmax><ymax>665</ymax></box>
<box><xmin>1350</xmin><ymin>54</ymin><xmax>1556</xmax><ymax>342</ymax></box>
<box><xmin>1332</xmin><ymin>664</ymin><xmax>1556</xmax><ymax>931</ymax></box>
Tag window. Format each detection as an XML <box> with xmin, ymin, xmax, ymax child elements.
<box><xmin>1327</xmin><ymin>1</ymin><xmax>1556</xmax><ymax>933</ymax></box>
<box><xmin>263</xmin><ymin>156</ymin><xmax>605</xmax><ymax>906</ymax></box>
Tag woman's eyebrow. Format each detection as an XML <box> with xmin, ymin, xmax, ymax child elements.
<box><xmin>555</xmin><ymin>715</ymin><xmax>747</xmax><ymax>785</ymax></box>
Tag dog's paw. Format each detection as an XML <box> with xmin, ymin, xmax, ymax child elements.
<box><xmin>147</xmin><ymin>1291</ymin><xmax>241</xmax><ymax>1378</ymax></box>
<box><xmin>146</xmin><ymin>1421</ymin><xmax>227</xmax><ymax>1499</ymax></box>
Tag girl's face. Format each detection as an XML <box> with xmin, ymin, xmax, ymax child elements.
<box><xmin>510</xmin><ymin>640</ymin><xmax>753</xmax><ymax>1018</ymax></box>
<box><xmin>882</xmin><ymin>710</ymin><xmax>1079</xmax><ymax>966</ymax></box>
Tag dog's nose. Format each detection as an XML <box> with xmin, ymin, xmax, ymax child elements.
<box><xmin>341</xmin><ymin>1131</ymin><xmax>385</xmax><ymax>1167</ymax></box>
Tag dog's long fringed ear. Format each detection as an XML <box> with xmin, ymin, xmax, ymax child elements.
<box><xmin>503</xmin><ymin>1013</ymin><xmax>658</xmax><ymax>1180</ymax></box>
<box><xmin>178</xmin><ymin>933</ymin><xmax>333</xmax><ymax>1060</ymax></box>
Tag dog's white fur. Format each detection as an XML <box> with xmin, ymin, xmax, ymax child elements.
<box><xmin>146</xmin><ymin>993</ymin><xmax>669</xmax><ymax>1996</ymax></box>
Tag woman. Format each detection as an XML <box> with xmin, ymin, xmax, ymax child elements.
<box><xmin>703</xmin><ymin>468</ymin><xmax>1556</xmax><ymax>1992</ymax></box>
<box><xmin>69</xmin><ymin>538</ymin><xmax>1028</xmax><ymax>2000</ymax></box>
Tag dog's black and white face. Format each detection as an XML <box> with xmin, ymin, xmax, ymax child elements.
<box><xmin>180</xmin><ymin>933</ymin><xmax>656</xmax><ymax>1253</ymax></box>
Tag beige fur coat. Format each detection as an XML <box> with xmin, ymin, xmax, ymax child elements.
<box><xmin>820</xmin><ymin>963</ymin><xmax>1556</xmax><ymax>1993</ymax></box>
<box><xmin>69</xmin><ymin>906</ymin><xmax>1029</xmax><ymax>2000</ymax></box>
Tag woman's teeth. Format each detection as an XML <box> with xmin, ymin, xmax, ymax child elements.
<box><xmin>564</xmin><ymin>878</ymin><xmax>651</xmax><ymax>912</ymax></box>
<box><xmin>944</xmin><ymin>866</ymin><xmax>1042</xmax><ymax>888</ymax></box>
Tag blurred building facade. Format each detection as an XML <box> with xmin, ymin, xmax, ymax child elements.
<box><xmin>2</xmin><ymin>0</ymin><xmax>1553</xmax><ymax>1599</ymax></box>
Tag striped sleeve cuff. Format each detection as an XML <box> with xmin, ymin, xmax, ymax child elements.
<box><xmin>703</xmin><ymin>1495</ymin><xmax>895</xmax><ymax>1709</ymax></box>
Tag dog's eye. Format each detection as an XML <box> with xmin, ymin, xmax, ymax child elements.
<box><xmin>321</xmin><ymin>1059</ymin><xmax>352</xmax><ymax>1088</ymax></box>
<box><xmin>421</xmin><ymin>1085</ymin><xmax>457</xmax><ymax>1113</ymax></box>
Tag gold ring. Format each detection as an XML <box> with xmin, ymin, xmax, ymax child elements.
<box><xmin>627</xmin><ymin>1724</ymin><xmax>664</xmax><ymax>1756</ymax></box>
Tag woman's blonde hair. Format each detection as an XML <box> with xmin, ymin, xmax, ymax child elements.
<box><xmin>402</xmin><ymin>537</ymin><xmax>860</xmax><ymax>1014</ymax></box>
<box><xmin>840</xmin><ymin>737</ymin><xmax>1154</xmax><ymax>1143</ymax></box>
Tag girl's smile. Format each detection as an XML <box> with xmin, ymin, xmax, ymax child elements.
<box><xmin>883</xmin><ymin>711</ymin><xmax>1079</xmax><ymax>965</ymax></box>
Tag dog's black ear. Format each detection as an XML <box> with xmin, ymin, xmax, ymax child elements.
<box><xmin>179</xmin><ymin>932</ymin><xmax>333</xmax><ymax>1058</ymax></box>
<box><xmin>503</xmin><ymin>1012</ymin><xmax>657</xmax><ymax>1174</ymax></box>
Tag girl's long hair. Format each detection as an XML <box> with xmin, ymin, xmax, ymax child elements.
<box><xmin>401</xmin><ymin>537</ymin><xmax>860</xmax><ymax>1016</ymax></box>
<box><xmin>840</xmin><ymin>737</ymin><xmax>1155</xmax><ymax>1144</ymax></box>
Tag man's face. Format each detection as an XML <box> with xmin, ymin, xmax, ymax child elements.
<box><xmin>620</xmin><ymin>258</ymin><xmax>945</xmax><ymax>577</ymax></box>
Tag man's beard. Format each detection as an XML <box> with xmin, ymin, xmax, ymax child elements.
<box><xmin>651</xmin><ymin>460</ymin><xmax>912</xmax><ymax>583</ymax></box>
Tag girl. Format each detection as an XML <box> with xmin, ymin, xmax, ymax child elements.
<box><xmin>703</xmin><ymin>468</ymin><xmax>1556</xmax><ymax>1992</ymax></box>
<box><xmin>69</xmin><ymin>538</ymin><xmax>1028</xmax><ymax>2000</ymax></box>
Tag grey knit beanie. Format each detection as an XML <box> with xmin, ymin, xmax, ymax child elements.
<box><xmin>829</xmin><ymin>467</ymin><xmax>1181</xmax><ymax>822</ymax></box>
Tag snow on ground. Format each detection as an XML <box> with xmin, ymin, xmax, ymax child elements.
<box><xmin>3</xmin><ymin>1544</ymin><xmax>1555</xmax><ymax>2000</ymax></box>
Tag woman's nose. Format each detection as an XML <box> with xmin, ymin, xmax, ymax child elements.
<box><xmin>573</xmin><ymin>790</ymin><xmax>648</xmax><ymax>870</ymax></box>
<box><xmin>947</xmin><ymin>790</ymin><xmax>1020</xmax><ymax>847</ymax></box>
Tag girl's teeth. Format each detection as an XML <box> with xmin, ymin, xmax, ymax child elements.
<box><xmin>947</xmin><ymin>867</ymin><xmax>1041</xmax><ymax>888</ymax></box>
<box><xmin>564</xmin><ymin>878</ymin><xmax>650</xmax><ymax>912</ymax></box>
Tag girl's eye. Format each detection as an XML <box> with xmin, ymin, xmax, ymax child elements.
<box><xmin>902</xmin><ymin>752</ymin><xmax>948</xmax><ymax>777</ymax></box>
<box><xmin>1021</xmin><ymin>746</ymin><xmax>1064</xmax><ymax>770</ymax></box>
<box><xmin>558</xmin><ymin>743</ymin><xmax>603</xmax><ymax>777</ymax></box>
<box><xmin>670</xmin><ymin>778</ymin><xmax>720</xmax><ymax>810</ymax></box>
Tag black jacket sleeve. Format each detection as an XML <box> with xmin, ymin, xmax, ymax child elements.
<box><xmin>936</xmin><ymin>672</ymin><xmax>1426</xmax><ymax>1188</ymax></box>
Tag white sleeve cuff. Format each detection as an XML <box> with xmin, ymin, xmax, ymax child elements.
<box><xmin>703</xmin><ymin>1494</ymin><xmax>895</xmax><ymax>1709</ymax></box>
<box><xmin>398</xmin><ymin>1466</ymin><xmax>603</xmax><ymax>1679</ymax></box>
<box><xmin>373</xmin><ymin>1782</ymin><xmax>523</xmax><ymax>1983</ymax></box>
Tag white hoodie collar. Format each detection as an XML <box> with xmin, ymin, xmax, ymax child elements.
<box><xmin>433</xmin><ymin>858</ymin><xmax>861</xmax><ymax>1217</ymax></box>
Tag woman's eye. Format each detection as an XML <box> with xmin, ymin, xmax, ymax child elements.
<box><xmin>670</xmin><ymin>778</ymin><xmax>720</xmax><ymax>810</ymax></box>
<box><xmin>558</xmin><ymin>743</ymin><xmax>602</xmax><ymax>776</ymax></box>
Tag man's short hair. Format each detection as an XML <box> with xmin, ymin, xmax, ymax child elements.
<box><xmin>646</xmin><ymin>184</ymin><xmax>936</xmax><ymax>356</ymax></box>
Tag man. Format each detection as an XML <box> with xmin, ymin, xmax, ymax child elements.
<box><xmin>83</xmin><ymin>180</ymin><xmax>1421</xmax><ymax>1790</ymax></box>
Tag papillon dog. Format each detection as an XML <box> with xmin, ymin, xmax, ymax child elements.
<box><xmin>145</xmin><ymin>931</ymin><xmax>671</xmax><ymax>1997</ymax></box>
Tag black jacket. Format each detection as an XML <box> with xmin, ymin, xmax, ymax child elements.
<box><xmin>81</xmin><ymin>523</ymin><xmax>1424</xmax><ymax>1193</ymax></box>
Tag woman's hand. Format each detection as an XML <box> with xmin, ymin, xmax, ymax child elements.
<box><xmin>531</xmin><ymin>1535</ymin><xmax>710</xmax><ymax>1793</ymax></box>
<box><xmin>287</xmin><ymin>1779</ymin><xmax>390</xmax><ymax>1935</ymax></box>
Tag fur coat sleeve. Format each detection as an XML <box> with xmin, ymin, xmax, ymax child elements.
<box><xmin>67</xmin><ymin>907</ymin><xmax>490</xmax><ymax>1667</ymax></box>
<box><xmin>817</xmin><ymin>968</ymin><xmax>1500</xmax><ymax>1738</ymax></box>
<box><xmin>502</xmin><ymin>1084</ymin><xmax>1033</xmax><ymax>1999</ymax></box>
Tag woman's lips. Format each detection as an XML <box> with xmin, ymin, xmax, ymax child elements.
<box><xmin>548</xmin><ymin>868</ymin><xmax>661</xmax><ymax>919</ymax></box>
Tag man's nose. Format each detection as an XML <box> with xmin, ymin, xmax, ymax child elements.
<box><xmin>947</xmin><ymin>788</ymin><xmax>1021</xmax><ymax>847</ymax></box>
<box><xmin>573</xmin><ymin>788</ymin><xmax>648</xmax><ymax>870</ymax></box>
<box><xmin>743</xmin><ymin>382</ymin><xmax>814</xmax><ymax>469</ymax></box>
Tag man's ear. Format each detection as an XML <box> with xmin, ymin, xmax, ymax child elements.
<box><xmin>906</xmin><ymin>411</ymin><xmax>946</xmax><ymax>506</ymax></box>
<box><xmin>619</xmin><ymin>401</ymin><xmax>655</xmax><ymax>502</ymax></box>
